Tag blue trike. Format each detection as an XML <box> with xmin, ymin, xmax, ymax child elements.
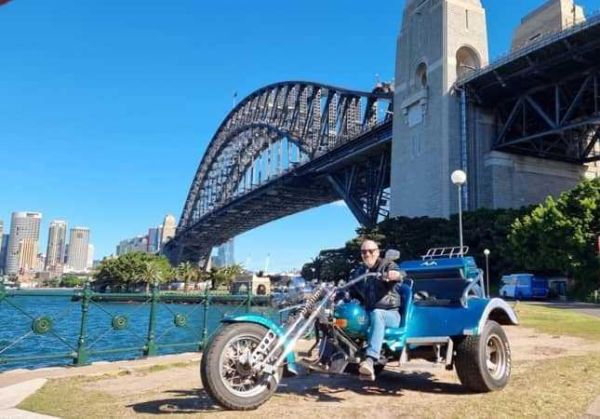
<box><xmin>200</xmin><ymin>247</ymin><xmax>518</xmax><ymax>410</ymax></box>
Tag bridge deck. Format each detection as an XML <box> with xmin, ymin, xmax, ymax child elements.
<box><xmin>459</xmin><ymin>12</ymin><xmax>600</xmax><ymax>106</ymax></box>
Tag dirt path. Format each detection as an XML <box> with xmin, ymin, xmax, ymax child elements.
<box><xmin>71</xmin><ymin>326</ymin><xmax>600</xmax><ymax>418</ymax></box>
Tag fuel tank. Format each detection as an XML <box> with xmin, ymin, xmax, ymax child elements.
<box><xmin>333</xmin><ymin>301</ymin><xmax>370</xmax><ymax>338</ymax></box>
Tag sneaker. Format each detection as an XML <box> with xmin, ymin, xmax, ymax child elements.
<box><xmin>358</xmin><ymin>357</ymin><xmax>375</xmax><ymax>381</ymax></box>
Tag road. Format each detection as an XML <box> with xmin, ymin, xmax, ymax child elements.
<box><xmin>526</xmin><ymin>301</ymin><xmax>600</xmax><ymax>318</ymax></box>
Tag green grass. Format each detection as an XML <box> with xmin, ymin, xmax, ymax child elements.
<box><xmin>428</xmin><ymin>353</ymin><xmax>600</xmax><ymax>419</ymax></box>
<box><xmin>515</xmin><ymin>303</ymin><xmax>600</xmax><ymax>341</ymax></box>
<box><xmin>19</xmin><ymin>377</ymin><xmax>119</xmax><ymax>419</ymax></box>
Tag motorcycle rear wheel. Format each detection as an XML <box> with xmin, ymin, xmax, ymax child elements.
<box><xmin>200</xmin><ymin>323</ymin><xmax>282</xmax><ymax>410</ymax></box>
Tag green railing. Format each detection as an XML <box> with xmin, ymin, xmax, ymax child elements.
<box><xmin>0</xmin><ymin>282</ymin><xmax>271</xmax><ymax>370</ymax></box>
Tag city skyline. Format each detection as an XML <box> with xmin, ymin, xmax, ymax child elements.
<box><xmin>0</xmin><ymin>211</ymin><xmax>94</xmax><ymax>276</ymax></box>
<box><xmin>1</xmin><ymin>0</ymin><xmax>597</xmax><ymax>272</ymax></box>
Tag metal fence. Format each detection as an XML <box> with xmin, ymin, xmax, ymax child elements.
<box><xmin>0</xmin><ymin>282</ymin><xmax>271</xmax><ymax>371</ymax></box>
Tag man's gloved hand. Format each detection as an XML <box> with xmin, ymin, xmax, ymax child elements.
<box><xmin>383</xmin><ymin>270</ymin><xmax>406</xmax><ymax>282</ymax></box>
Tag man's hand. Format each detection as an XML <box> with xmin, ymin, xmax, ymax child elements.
<box><xmin>385</xmin><ymin>270</ymin><xmax>402</xmax><ymax>282</ymax></box>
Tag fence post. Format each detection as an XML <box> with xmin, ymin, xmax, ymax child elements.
<box><xmin>202</xmin><ymin>285</ymin><xmax>210</xmax><ymax>350</ymax></box>
<box><xmin>75</xmin><ymin>283</ymin><xmax>91</xmax><ymax>366</ymax></box>
<box><xmin>246</xmin><ymin>280</ymin><xmax>252</xmax><ymax>312</ymax></box>
<box><xmin>144</xmin><ymin>281</ymin><xmax>159</xmax><ymax>356</ymax></box>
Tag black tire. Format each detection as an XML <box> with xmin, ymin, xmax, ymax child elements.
<box><xmin>454</xmin><ymin>320</ymin><xmax>511</xmax><ymax>392</ymax></box>
<box><xmin>200</xmin><ymin>323</ymin><xmax>281</xmax><ymax>410</ymax></box>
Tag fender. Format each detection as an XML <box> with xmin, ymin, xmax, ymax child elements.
<box><xmin>459</xmin><ymin>298</ymin><xmax>519</xmax><ymax>336</ymax></box>
<box><xmin>221</xmin><ymin>313</ymin><xmax>299</xmax><ymax>375</ymax></box>
<box><xmin>477</xmin><ymin>298</ymin><xmax>519</xmax><ymax>333</ymax></box>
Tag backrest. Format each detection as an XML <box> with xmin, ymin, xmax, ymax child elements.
<box><xmin>395</xmin><ymin>282</ymin><xmax>413</xmax><ymax>328</ymax></box>
<box><xmin>411</xmin><ymin>278</ymin><xmax>469</xmax><ymax>303</ymax></box>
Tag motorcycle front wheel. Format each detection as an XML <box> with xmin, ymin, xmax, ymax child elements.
<box><xmin>200</xmin><ymin>322</ymin><xmax>282</xmax><ymax>410</ymax></box>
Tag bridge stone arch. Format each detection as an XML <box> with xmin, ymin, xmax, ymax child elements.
<box><xmin>180</xmin><ymin>81</ymin><xmax>393</xmax><ymax>230</ymax></box>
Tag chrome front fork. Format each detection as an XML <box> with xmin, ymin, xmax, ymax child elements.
<box><xmin>252</xmin><ymin>287</ymin><xmax>334</xmax><ymax>376</ymax></box>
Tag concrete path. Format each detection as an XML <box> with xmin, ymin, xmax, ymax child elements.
<box><xmin>0</xmin><ymin>379</ymin><xmax>57</xmax><ymax>418</ymax></box>
<box><xmin>0</xmin><ymin>352</ymin><xmax>201</xmax><ymax>419</ymax></box>
<box><xmin>585</xmin><ymin>396</ymin><xmax>600</xmax><ymax>418</ymax></box>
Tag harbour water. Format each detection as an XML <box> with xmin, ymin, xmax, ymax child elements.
<box><xmin>0</xmin><ymin>292</ymin><xmax>274</xmax><ymax>372</ymax></box>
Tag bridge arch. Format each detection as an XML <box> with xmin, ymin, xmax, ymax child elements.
<box><xmin>180</xmin><ymin>81</ymin><xmax>393</xmax><ymax>229</ymax></box>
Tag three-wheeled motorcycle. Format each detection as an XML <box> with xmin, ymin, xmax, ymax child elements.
<box><xmin>200</xmin><ymin>247</ymin><xmax>518</xmax><ymax>410</ymax></box>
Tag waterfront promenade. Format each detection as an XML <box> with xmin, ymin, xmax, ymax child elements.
<box><xmin>2</xmin><ymin>322</ymin><xmax>600</xmax><ymax>418</ymax></box>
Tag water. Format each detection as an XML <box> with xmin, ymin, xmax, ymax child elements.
<box><xmin>0</xmin><ymin>293</ymin><xmax>275</xmax><ymax>372</ymax></box>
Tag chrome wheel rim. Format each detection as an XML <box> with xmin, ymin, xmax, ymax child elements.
<box><xmin>485</xmin><ymin>333</ymin><xmax>507</xmax><ymax>380</ymax></box>
<box><xmin>218</xmin><ymin>334</ymin><xmax>269</xmax><ymax>398</ymax></box>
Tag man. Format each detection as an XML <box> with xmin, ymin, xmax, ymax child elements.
<box><xmin>349</xmin><ymin>239</ymin><xmax>403</xmax><ymax>380</ymax></box>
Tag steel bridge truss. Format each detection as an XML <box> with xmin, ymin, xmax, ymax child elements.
<box><xmin>494</xmin><ymin>69</ymin><xmax>600</xmax><ymax>163</ymax></box>
<box><xmin>180</xmin><ymin>81</ymin><xmax>393</xmax><ymax>229</ymax></box>
<box><xmin>327</xmin><ymin>152</ymin><xmax>390</xmax><ymax>227</ymax></box>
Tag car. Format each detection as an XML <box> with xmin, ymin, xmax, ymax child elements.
<box><xmin>200</xmin><ymin>247</ymin><xmax>518</xmax><ymax>410</ymax></box>
<box><xmin>499</xmin><ymin>273</ymin><xmax>567</xmax><ymax>300</ymax></box>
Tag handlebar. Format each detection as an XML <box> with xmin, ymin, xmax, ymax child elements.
<box><xmin>337</xmin><ymin>272</ymin><xmax>382</xmax><ymax>290</ymax></box>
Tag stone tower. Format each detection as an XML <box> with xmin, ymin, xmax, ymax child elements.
<box><xmin>390</xmin><ymin>0</ymin><xmax>489</xmax><ymax>218</ymax></box>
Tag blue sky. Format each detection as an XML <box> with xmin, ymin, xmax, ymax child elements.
<box><xmin>1</xmin><ymin>0</ymin><xmax>597</xmax><ymax>272</ymax></box>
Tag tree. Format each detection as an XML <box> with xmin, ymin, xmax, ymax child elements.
<box><xmin>210</xmin><ymin>264</ymin><xmax>244</xmax><ymax>289</ymax></box>
<box><xmin>509</xmin><ymin>178</ymin><xmax>600</xmax><ymax>293</ymax></box>
<box><xmin>301</xmin><ymin>208</ymin><xmax>531</xmax><ymax>290</ymax></box>
<box><xmin>94</xmin><ymin>252</ymin><xmax>174</xmax><ymax>292</ymax></box>
<box><xmin>60</xmin><ymin>274</ymin><xmax>86</xmax><ymax>288</ymax></box>
<box><xmin>177</xmin><ymin>261</ymin><xmax>199</xmax><ymax>292</ymax></box>
<box><xmin>140</xmin><ymin>261</ymin><xmax>162</xmax><ymax>293</ymax></box>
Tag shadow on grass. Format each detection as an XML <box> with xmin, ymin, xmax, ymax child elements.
<box><xmin>127</xmin><ymin>370</ymin><xmax>470</xmax><ymax>414</ymax></box>
<box><xmin>128</xmin><ymin>389</ymin><xmax>222</xmax><ymax>415</ymax></box>
<box><xmin>276</xmin><ymin>369</ymin><xmax>469</xmax><ymax>403</ymax></box>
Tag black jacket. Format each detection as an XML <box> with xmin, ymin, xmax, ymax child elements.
<box><xmin>348</xmin><ymin>258</ymin><xmax>401</xmax><ymax>310</ymax></box>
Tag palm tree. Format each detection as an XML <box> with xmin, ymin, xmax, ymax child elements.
<box><xmin>177</xmin><ymin>261</ymin><xmax>198</xmax><ymax>293</ymax></box>
<box><xmin>140</xmin><ymin>261</ymin><xmax>161</xmax><ymax>293</ymax></box>
<box><xmin>210</xmin><ymin>264</ymin><xmax>244</xmax><ymax>290</ymax></box>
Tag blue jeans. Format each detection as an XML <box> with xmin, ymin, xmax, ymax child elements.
<box><xmin>366</xmin><ymin>309</ymin><xmax>401</xmax><ymax>360</ymax></box>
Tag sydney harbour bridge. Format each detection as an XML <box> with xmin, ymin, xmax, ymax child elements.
<box><xmin>164</xmin><ymin>2</ymin><xmax>600</xmax><ymax>266</ymax></box>
<box><xmin>164</xmin><ymin>82</ymin><xmax>394</xmax><ymax>264</ymax></box>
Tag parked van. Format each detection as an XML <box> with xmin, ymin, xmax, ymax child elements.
<box><xmin>499</xmin><ymin>273</ymin><xmax>567</xmax><ymax>300</ymax></box>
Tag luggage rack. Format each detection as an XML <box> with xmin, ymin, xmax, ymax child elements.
<box><xmin>421</xmin><ymin>246</ymin><xmax>469</xmax><ymax>260</ymax></box>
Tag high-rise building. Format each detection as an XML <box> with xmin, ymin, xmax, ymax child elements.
<box><xmin>116</xmin><ymin>236</ymin><xmax>148</xmax><ymax>256</ymax></box>
<box><xmin>6</xmin><ymin>212</ymin><xmax>42</xmax><ymax>275</ymax></box>
<box><xmin>67</xmin><ymin>227</ymin><xmax>90</xmax><ymax>272</ymax></box>
<box><xmin>0</xmin><ymin>234</ymin><xmax>9</xmax><ymax>273</ymax></box>
<box><xmin>87</xmin><ymin>244</ymin><xmax>94</xmax><ymax>269</ymax></box>
<box><xmin>147</xmin><ymin>228</ymin><xmax>161</xmax><ymax>253</ymax></box>
<box><xmin>45</xmin><ymin>220</ymin><xmax>67</xmax><ymax>273</ymax></box>
<box><xmin>215</xmin><ymin>239</ymin><xmax>235</xmax><ymax>268</ymax></box>
<box><xmin>160</xmin><ymin>214</ymin><xmax>176</xmax><ymax>249</ymax></box>
<box><xmin>35</xmin><ymin>253</ymin><xmax>46</xmax><ymax>272</ymax></box>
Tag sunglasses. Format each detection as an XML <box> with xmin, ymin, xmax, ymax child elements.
<box><xmin>361</xmin><ymin>248</ymin><xmax>379</xmax><ymax>255</ymax></box>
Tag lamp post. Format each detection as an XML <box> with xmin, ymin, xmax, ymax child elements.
<box><xmin>483</xmin><ymin>249</ymin><xmax>490</xmax><ymax>298</ymax></box>
<box><xmin>451</xmin><ymin>170</ymin><xmax>467</xmax><ymax>256</ymax></box>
